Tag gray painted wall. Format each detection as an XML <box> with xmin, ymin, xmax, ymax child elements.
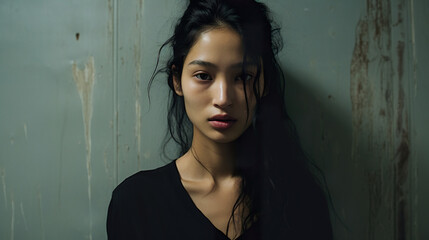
<box><xmin>0</xmin><ymin>0</ymin><xmax>427</xmax><ymax>239</ymax></box>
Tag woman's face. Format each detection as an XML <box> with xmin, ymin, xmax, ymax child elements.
<box><xmin>174</xmin><ymin>26</ymin><xmax>263</xmax><ymax>144</ymax></box>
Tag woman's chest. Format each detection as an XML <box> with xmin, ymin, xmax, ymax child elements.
<box><xmin>183</xmin><ymin>180</ymin><xmax>248</xmax><ymax>238</ymax></box>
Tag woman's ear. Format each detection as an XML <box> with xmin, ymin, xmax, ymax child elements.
<box><xmin>172</xmin><ymin>65</ymin><xmax>183</xmax><ymax>96</ymax></box>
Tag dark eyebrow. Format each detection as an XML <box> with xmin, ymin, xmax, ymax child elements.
<box><xmin>188</xmin><ymin>60</ymin><xmax>258</xmax><ymax>69</ymax></box>
<box><xmin>188</xmin><ymin>60</ymin><xmax>217</xmax><ymax>68</ymax></box>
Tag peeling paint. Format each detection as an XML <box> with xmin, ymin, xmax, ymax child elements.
<box><xmin>23</xmin><ymin>123</ymin><xmax>27</xmax><ymax>140</ymax></box>
<box><xmin>10</xmin><ymin>196</ymin><xmax>14</xmax><ymax>240</ymax></box>
<box><xmin>1</xmin><ymin>168</ymin><xmax>6</xmax><ymax>209</ymax></box>
<box><xmin>20</xmin><ymin>201</ymin><xmax>28</xmax><ymax>231</ymax></box>
<box><xmin>72</xmin><ymin>56</ymin><xmax>95</xmax><ymax>240</ymax></box>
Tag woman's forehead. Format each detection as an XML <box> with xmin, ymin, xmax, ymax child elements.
<box><xmin>184</xmin><ymin>27</ymin><xmax>260</xmax><ymax>70</ymax></box>
<box><xmin>185</xmin><ymin>28</ymin><xmax>241</xmax><ymax>62</ymax></box>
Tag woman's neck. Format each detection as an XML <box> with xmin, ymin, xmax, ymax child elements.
<box><xmin>177</xmin><ymin>131</ymin><xmax>238</xmax><ymax>185</ymax></box>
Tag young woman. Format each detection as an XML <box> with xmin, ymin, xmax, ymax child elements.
<box><xmin>107</xmin><ymin>0</ymin><xmax>333</xmax><ymax>239</ymax></box>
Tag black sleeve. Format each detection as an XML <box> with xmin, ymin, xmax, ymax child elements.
<box><xmin>106</xmin><ymin>188</ymin><xmax>140</xmax><ymax>240</ymax></box>
<box><xmin>106</xmin><ymin>175</ymin><xmax>153</xmax><ymax>240</ymax></box>
<box><xmin>106</xmin><ymin>189</ymin><xmax>121</xmax><ymax>240</ymax></box>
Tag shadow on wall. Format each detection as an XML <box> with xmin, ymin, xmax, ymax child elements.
<box><xmin>282</xmin><ymin>68</ymin><xmax>369</xmax><ymax>240</ymax></box>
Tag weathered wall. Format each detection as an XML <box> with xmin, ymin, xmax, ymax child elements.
<box><xmin>0</xmin><ymin>1</ymin><xmax>116</xmax><ymax>239</ymax></box>
<box><xmin>0</xmin><ymin>0</ymin><xmax>427</xmax><ymax>239</ymax></box>
<box><xmin>275</xmin><ymin>0</ymin><xmax>428</xmax><ymax>239</ymax></box>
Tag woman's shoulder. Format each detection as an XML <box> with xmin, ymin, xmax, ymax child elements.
<box><xmin>112</xmin><ymin>160</ymin><xmax>176</xmax><ymax>198</ymax></box>
<box><xmin>107</xmin><ymin>161</ymin><xmax>180</xmax><ymax>238</ymax></box>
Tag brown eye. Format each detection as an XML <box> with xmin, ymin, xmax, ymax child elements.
<box><xmin>195</xmin><ymin>73</ymin><xmax>212</xmax><ymax>81</ymax></box>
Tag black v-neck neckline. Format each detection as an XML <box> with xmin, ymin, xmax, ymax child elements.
<box><xmin>168</xmin><ymin>160</ymin><xmax>259</xmax><ymax>240</ymax></box>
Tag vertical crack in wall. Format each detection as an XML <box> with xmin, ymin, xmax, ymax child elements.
<box><xmin>134</xmin><ymin>0</ymin><xmax>143</xmax><ymax>170</ymax></box>
<box><xmin>350</xmin><ymin>0</ymin><xmax>410</xmax><ymax>238</ymax></box>
<box><xmin>72</xmin><ymin>56</ymin><xmax>95</xmax><ymax>240</ymax></box>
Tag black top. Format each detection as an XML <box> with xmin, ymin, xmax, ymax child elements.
<box><xmin>107</xmin><ymin>160</ymin><xmax>333</xmax><ymax>239</ymax></box>
<box><xmin>107</xmin><ymin>160</ymin><xmax>262</xmax><ymax>240</ymax></box>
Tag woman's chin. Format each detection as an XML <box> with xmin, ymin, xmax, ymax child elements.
<box><xmin>206</xmin><ymin>132</ymin><xmax>242</xmax><ymax>144</ymax></box>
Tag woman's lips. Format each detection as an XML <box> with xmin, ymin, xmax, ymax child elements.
<box><xmin>208</xmin><ymin>120</ymin><xmax>236</xmax><ymax>129</ymax></box>
<box><xmin>208</xmin><ymin>114</ymin><xmax>237</xmax><ymax>129</ymax></box>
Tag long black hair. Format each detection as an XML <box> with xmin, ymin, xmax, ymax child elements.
<box><xmin>149</xmin><ymin>0</ymin><xmax>333</xmax><ymax>238</ymax></box>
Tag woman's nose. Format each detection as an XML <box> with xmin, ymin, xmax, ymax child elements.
<box><xmin>213</xmin><ymin>79</ymin><xmax>233</xmax><ymax>109</ymax></box>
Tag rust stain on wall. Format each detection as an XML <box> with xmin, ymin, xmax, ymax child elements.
<box><xmin>350</xmin><ymin>0</ymin><xmax>410</xmax><ymax>238</ymax></box>
<box><xmin>350</xmin><ymin>17</ymin><xmax>370</xmax><ymax>156</ymax></box>
<box><xmin>395</xmin><ymin>130</ymin><xmax>410</xmax><ymax>239</ymax></box>
<box><xmin>394</xmin><ymin>1</ymin><xmax>410</xmax><ymax>234</ymax></box>
<box><xmin>396</xmin><ymin>41</ymin><xmax>405</xmax><ymax>133</ymax></box>
<box><xmin>72</xmin><ymin>56</ymin><xmax>95</xmax><ymax>240</ymax></box>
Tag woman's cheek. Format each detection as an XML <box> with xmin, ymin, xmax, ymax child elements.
<box><xmin>183</xmin><ymin>89</ymin><xmax>207</xmax><ymax>116</ymax></box>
